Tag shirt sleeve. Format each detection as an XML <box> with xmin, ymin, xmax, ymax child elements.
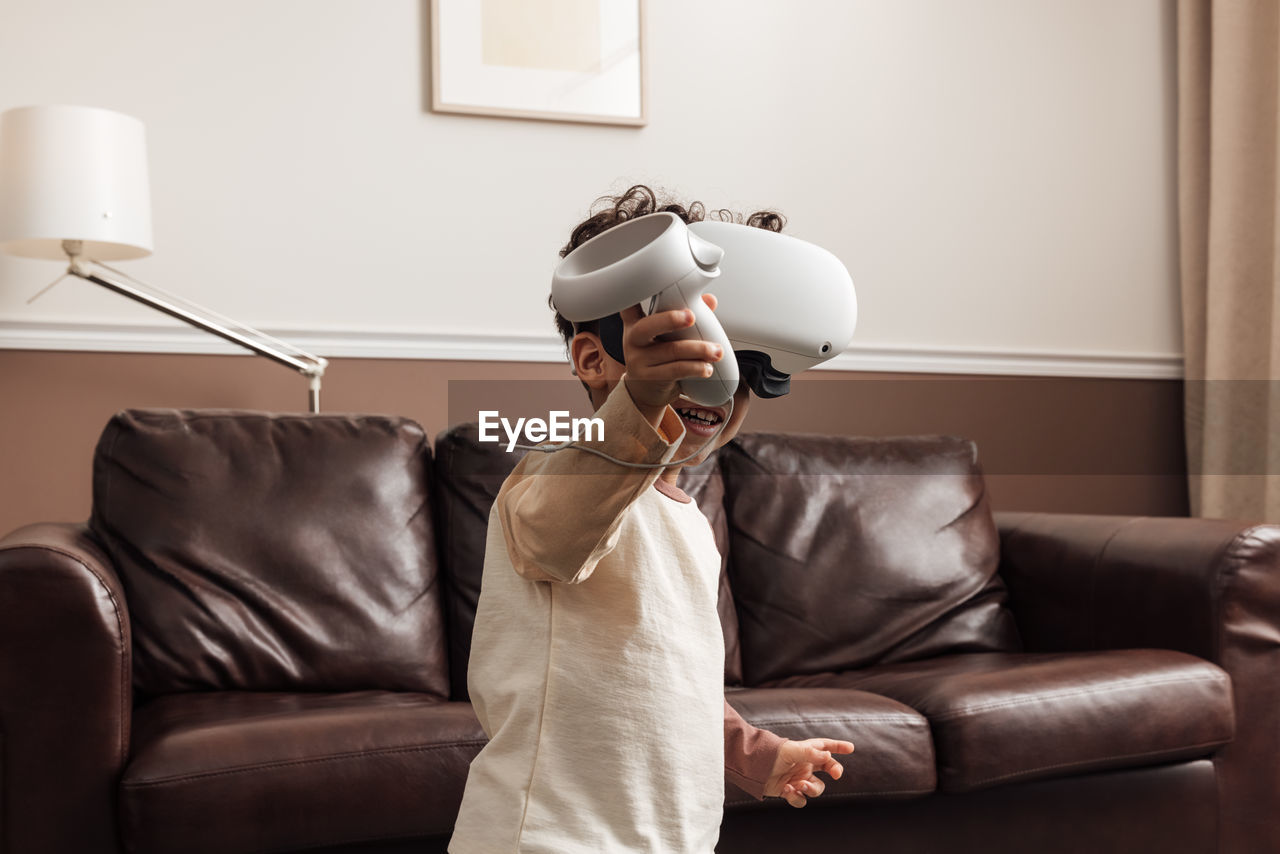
<box><xmin>494</xmin><ymin>378</ymin><xmax>687</xmax><ymax>584</ymax></box>
<box><xmin>724</xmin><ymin>697</ymin><xmax>788</xmax><ymax>801</ymax></box>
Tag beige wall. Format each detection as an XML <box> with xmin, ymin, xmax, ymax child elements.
<box><xmin>0</xmin><ymin>0</ymin><xmax>1179</xmax><ymax>363</ymax></box>
<box><xmin>0</xmin><ymin>2</ymin><xmax>1191</xmax><ymax>535</ymax></box>
<box><xmin>0</xmin><ymin>350</ymin><xmax>1189</xmax><ymax>537</ymax></box>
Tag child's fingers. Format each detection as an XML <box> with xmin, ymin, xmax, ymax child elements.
<box><xmin>806</xmin><ymin>746</ymin><xmax>833</xmax><ymax>768</ymax></box>
<box><xmin>805</xmin><ymin>740</ymin><xmax>854</xmax><ymax>777</ymax></box>
<box><xmin>801</xmin><ymin>742</ymin><xmax>853</xmax><ymax>781</ymax></box>
<box><xmin>625</xmin><ymin>307</ymin><xmax>695</xmax><ymax>345</ymax></box>
<box><xmin>781</xmin><ymin>784</ymin><xmax>807</xmax><ymax>808</ymax></box>
<box><xmin>618</xmin><ymin>304</ymin><xmax>646</xmax><ymax>329</ymax></box>
<box><xmin>800</xmin><ymin>777</ymin><xmax>825</xmax><ymax>798</ymax></box>
<box><xmin>814</xmin><ymin>738</ymin><xmax>856</xmax><ymax>755</ymax></box>
<box><xmin>638</xmin><ymin>338</ymin><xmax>723</xmax><ymax>367</ymax></box>
<box><xmin>628</xmin><ymin>360</ymin><xmax>716</xmax><ymax>383</ymax></box>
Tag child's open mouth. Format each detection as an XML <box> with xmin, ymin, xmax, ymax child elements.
<box><xmin>674</xmin><ymin>403</ymin><xmax>725</xmax><ymax>439</ymax></box>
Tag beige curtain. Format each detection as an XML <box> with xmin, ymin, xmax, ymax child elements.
<box><xmin>1178</xmin><ymin>0</ymin><xmax>1280</xmax><ymax>523</ymax></box>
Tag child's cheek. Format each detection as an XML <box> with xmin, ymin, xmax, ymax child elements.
<box><xmin>718</xmin><ymin>389</ymin><xmax>752</xmax><ymax>445</ymax></box>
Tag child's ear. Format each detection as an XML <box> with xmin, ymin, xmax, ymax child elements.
<box><xmin>570</xmin><ymin>332</ymin><xmax>610</xmax><ymax>391</ymax></box>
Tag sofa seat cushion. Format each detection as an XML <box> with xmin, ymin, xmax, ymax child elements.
<box><xmin>763</xmin><ymin>649</ymin><xmax>1233</xmax><ymax>793</ymax></box>
<box><xmin>120</xmin><ymin>691</ymin><xmax>486</xmax><ymax>854</ymax></box>
<box><xmin>724</xmin><ymin>686</ymin><xmax>936</xmax><ymax>808</ymax></box>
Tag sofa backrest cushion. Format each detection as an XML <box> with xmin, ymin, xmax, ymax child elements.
<box><xmin>430</xmin><ymin>423</ymin><xmax>528</xmax><ymax>704</ymax></box>
<box><xmin>90</xmin><ymin>409</ymin><xmax>449</xmax><ymax>699</ymax></box>
<box><xmin>432</xmin><ymin>423</ymin><xmax>741</xmax><ymax>703</ymax></box>
<box><xmin>719</xmin><ymin>433</ymin><xmax>1021</xmax><ymax>686</ymax></box>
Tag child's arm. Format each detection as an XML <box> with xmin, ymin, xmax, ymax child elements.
<box><xmin>495</xmin><ymin>378</ymin><xmax>685</xmax><ymax>584</ymax></box>
<box><xmin>723</xmin><ymin>699</ymin><xmax>788</xmax><ymax>801</ymax></box>
<box><xmin>496</xmin><ymin>303</ymin><xmax>720</xmax><ymax>584</ymax></box>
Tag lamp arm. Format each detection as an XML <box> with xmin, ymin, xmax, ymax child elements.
<box><xmin>66</xmin><ymin>256</ymin><xmax>329</xmax><ymax>412</ymax></box>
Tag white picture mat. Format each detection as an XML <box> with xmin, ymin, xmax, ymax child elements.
<box><xmin>433</xmin><ymin>0</ymin><xmax>644</xmax><ymax>123</ymax></box>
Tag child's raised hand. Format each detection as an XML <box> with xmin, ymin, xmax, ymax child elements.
<box><xmin>763</xmin><ymin>738</ymin><xmax>856</xmax><ymax>808</ymax></box>
<box><xmin>620</xmin><ymin>294</ymin><xmax>724</xmax><ymax>421</ymax></box>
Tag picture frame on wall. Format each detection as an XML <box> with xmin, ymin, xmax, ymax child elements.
<box><xmin>429</xmin><ymin>0</ymin><xmax>647</xmax><ymax>126</ymax></box>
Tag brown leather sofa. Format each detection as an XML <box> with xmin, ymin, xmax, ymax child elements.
<box><xmin>1</xmin><ymin>408</ymin><xmax>1276</xmax><ymax>854</ymax></box>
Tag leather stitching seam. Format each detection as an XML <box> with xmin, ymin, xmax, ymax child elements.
<box><xmin>750</xmin><ymin>715</ymin><xmax>928</xmax><ymax>726</ymax></box>
<box><xmin>927</xmin><ymin>672</ymin><xmax>1229</xmax><ymax>720</ymax></box>
<box><xmin>728</xmin><ymin>786</ymin><xmax>934</xmax><ymax>803</ymax></box>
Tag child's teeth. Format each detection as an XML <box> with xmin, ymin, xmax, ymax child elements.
<box><xmin>678</xmin><ymin>407</ymin><xmax>719</xmax><ymax>425</ymax></box>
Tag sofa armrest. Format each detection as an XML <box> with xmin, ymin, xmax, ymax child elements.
<box><xmin>0</xmin><ymin>522</ymin><xmax>133</xmax><ymax>853</ymax></box>
<box><xmin>994</xmin><ymin>511</ymin><xmax>1279</xmax><ymax>657</ymax></box>
<box><xmin>994</xmin><ymin>510</ymin><xmax>1280</xmax><ymax>854</ymax></box>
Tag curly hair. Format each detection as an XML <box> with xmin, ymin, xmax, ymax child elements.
<box><xmin>550</xmin><ymin>184</ymin><xmax>785</xmax><ymax>353</ymax></box>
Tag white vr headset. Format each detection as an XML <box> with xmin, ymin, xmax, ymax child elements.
<box><xmin>551</xmin><ymin>211</ymin><xmax>857</xmax><ymax>406</ymax></box>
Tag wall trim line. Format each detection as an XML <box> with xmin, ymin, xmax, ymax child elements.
<box><xmin>0</xmin><ymin>320</ymin><xmax>1184</xmax><ymax>379</ymax></box>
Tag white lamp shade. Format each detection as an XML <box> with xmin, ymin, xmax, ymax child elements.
<box><xmin>0</xmin><ymin>104</ymin><xmax>153</xmax><ymax>261</ymax></box>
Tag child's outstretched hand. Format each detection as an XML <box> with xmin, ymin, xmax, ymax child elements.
<box><xmin>763</xmin><ymin>738</ymin><xmax>856</xmax><ymax>808</ymax></box>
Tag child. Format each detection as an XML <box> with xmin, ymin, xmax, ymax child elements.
<box><xmin>449</xmin><ymin>186</ymin><xmax>855</xmax><ymax>853</ymax></box>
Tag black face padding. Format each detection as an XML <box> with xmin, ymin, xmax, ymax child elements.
<box><xmin>733</xmin><ymin>350</ymin><xmax>791</xmax><ymax>398</ymax></box>
<box><xmin>597</xmin><ymin>311</ymin><xmax>627</xmax><ymax>364</ymax></box>
<box><xmin>588</xmin><ymin>312</ymin><xmax>791</xmax><ymax>399</ymax></box>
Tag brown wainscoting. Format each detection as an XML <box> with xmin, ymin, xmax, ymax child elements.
<box><xmin>0</xmin><ymin>350</ymin><xmax>1189</xmax><ymax>536</ymax></box>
